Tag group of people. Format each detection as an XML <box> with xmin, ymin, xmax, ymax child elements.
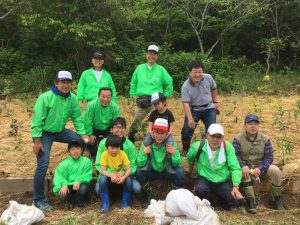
<box><xmin>30</xmin><ymin>44</ymin><xmax>284</xmax><ymax>214</ymax></box>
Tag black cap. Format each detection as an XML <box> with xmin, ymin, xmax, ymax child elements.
<box><xmin>93</xmin><ymin>51</ymin><xmax>105</xmax><ymax>59</ymax></box>
<box><xmin>68</xmin><ymin>140</ymin><xmax>83</xmax><ymax>150</ymax></box>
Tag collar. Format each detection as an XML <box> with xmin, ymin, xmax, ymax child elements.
<box><xmin>51</xmin><ymin>85</ymin><xmax>71</xmax><ymax>98</ymax></box>
<box><xmin>243</xmin><ymin>131</ymin><xmax>261</xmax><ymax>142</ymax></box>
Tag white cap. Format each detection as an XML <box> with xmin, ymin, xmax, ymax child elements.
<box><xmin>56</xmin><ymin>71</ymin><xmax>72</xmax><ymax>81</ymax></box>
<box><xmin>207</xmin><ymin>124</ymin><xmax>224</xmax><ymax>136</ymax></box>
<box><xmin>147</xmin><ymin>44</ymin><xmax>159</xmax><ymax>53</ymax></box>
<box><xmin>153</xmin><ymin>118</ymin><xmax>168</xmax><ymax>132</ymax></box>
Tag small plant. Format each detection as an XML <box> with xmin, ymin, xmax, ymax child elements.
<box><xmin>8</xmin><ymin>119</ymin><xmax>18</xmax><ymax>136</ymax></box>
<box><xmin>276</xmin><ymin>140</ymin><xmax>294</xmax><ymax>164</ymax></box>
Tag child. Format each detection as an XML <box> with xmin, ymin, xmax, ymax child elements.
<box><xmin>99</xmin><ymin>134</ymin><xmax>132</xmax><ymax>212</ymax></box>
<box><xmin>53</xmin><ymin>140</ymin><xmax>93</xmax><ymax>209</ymax></box>
<box><xmin>142</xmin><ymin>92</ymin><xmax>175</xmax><ymax>174</ymax></box>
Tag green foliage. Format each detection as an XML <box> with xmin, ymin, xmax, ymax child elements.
<box><xmin>53</xmin><ymin>215</ymin><xmax>80</xmax><ymax>225</ymax></box>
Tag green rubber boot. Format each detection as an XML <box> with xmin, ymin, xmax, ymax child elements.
<box><xmin>243</xmin><ymin>184</ymin><xmax>257</xmax><ymax>214</ymax></box>
<box><xmin>270</xmin><ymin>184</ymin><xmax>285</xmax><ymax>211</ymax></box>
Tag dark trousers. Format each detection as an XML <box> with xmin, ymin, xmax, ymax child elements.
<box><xmin>66</xmin><ymin>184</ymin><xmax>90</xmax><ymax>204</ymax></box>
<box><xmin>86</xmin><ymin>128</ymin><xmax>111</xmax><ymax>160</ymax></box>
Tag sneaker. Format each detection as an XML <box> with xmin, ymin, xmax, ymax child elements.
<box><xmin>34</xmin><ymin>199</ymin><xmax>52</xmax><ymax>211</ymax></box>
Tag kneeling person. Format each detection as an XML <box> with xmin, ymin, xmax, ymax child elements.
<box><xmin>186</xmin><ymin>124</ymin><xmax>245</xmax><ymax>210</ymax></box>
<box><xmin>136</xmin><ymin>118</ymin><xmax>184</xmax><ymax>208</ymax></box>
<box><xmin>53</xmin><ymin>140</ymin><xmax>92</xmax><ymax>209</ymax></box>
<box><xmin>99</xmin><ymin>134</ymin><xmax>132</xmax><ymax>212</ymax></box>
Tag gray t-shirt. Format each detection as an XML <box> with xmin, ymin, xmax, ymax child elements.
<box><xmin>181</xmin><ymin>73</ymin><xmax>217</xmax><ymax>109</ymax></box>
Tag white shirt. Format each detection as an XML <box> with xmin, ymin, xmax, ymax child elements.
<box><xmin>93</xmin><ymin>70</ymin><xmax>102</xmax><ymax>83</ymax></box>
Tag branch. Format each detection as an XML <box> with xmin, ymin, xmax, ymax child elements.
<box><xmin>0</xmin><ymin>8</ymin><xmax>14</xmax><ymax>20</ymax></box>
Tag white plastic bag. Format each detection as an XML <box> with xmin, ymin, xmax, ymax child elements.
<box><xmin>1</xmin><ymin>201</ymin><xmax>45</xmax><ymax>225</ymax></box>
<box><xmin>166</xmin><ymin>189</ymin><xmax>199</xmax><ymax>220</ymax></box>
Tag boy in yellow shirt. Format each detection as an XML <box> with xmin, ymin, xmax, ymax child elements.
<box><xmin>99</xmin><ymin>134</ymin><xmax>132</xmax><ymax>212</ymax></box>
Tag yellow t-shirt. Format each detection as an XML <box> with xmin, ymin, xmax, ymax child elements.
<box><xmin>100</xmin><ymin>150</ymin><xmax>130</xmax><ymax>172</ymax></box>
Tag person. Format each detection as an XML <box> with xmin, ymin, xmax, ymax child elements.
<box><xmin>77</xmin><ymin>51</ymin><xmax>117</xmax><ymax>103</ymax></box>
<box><xmin>53</xmin><ymin>140</ymin><xmax>92</xmax><ymax>209</ymax></box>
<box><xmin>31</xmin><ymin>71</ymin><xmax>88</xmax><ymax>211</ymax></box>
<box><xmin>233</xmin><ymin>114</ymin><xmax>284</xmax><ymax>213</ymax></box>
<box><xmin>128</xmin><ymin>44</ymin><xmax>173</xmax><ymax>143</ymax></box>
<box><xmin>95</xmin><ymin>117</ymin><xmax>141</xmax><ymax>195</ymax></box>
<box><xmin>186</xmin><ymin>124</ymin><xmax>245</xmax><ymax>210</ymax></box>
<box><xmin>141</xmin><ymin>92</ymin><xmax>176</xmax><ymax>174</ymax></box>
<box><xmin>98</xmin><ymin>134</ymin><xmax>132</xmax><ymax>212</ymax></box>
<box><xmin>136</xmin><ymin>118</ymin><xmax>184</xmax><ymax>209</ymax></box>
<box><xmin>181</xmin><ymin>60</ymin><xmax>218</xmax><ymax>156</ymax></box>
<box><xmin>83</xmin><ymin>87</ymin><xmax>120</xmax><ymax>160</ymax></box>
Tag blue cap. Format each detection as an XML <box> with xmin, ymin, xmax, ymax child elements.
<box><xmin>245</xmin><ymin>114</ymin><xmax>260</xmax><ymax>123</ymax></box>
<box><xmin>151</xmin><ymin>92</ymin><xmax>166</xmax><ymax>105</ymax></box>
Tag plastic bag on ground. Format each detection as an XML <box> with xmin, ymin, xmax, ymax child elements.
<box><xmin>1</xmin><ymin>200</ymin><xmax>45</xmax><ymax>225</ymax></box>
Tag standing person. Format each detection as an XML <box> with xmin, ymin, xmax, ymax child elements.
<box><xmin>186</xmin><ymin>124</ymin><xmax>245</xmax><ymax>210</ymax></box>
<box><xmin>136</xmin><ymin>118</ymin><xmax>184</xmax><ymax>209</ymax></box>
<box><xmin>53</xmin><ymin>140</ymin><xmax>92</xmax><ymax>210</ymax></box>
<box><xmin>233</xmin><ymin>114</ymin><xmax>284</xmax><ymax>213</ymax></box>
<box><xmin>31</xmin><ymin>71</ymin><xmax>88</xmax><ymax>211</ymax></box>
<box><xmin>99</xmin><ymin>134</ymin><xmax>132</xmax><ymax>212</ymax></box>
<box><xmin>128</xmin><ymin>44</ymin><xmax>173</xmax><ymax>143</ymax></box>
<box><xmin>77</xmin><ymin>51</ymin><xmax>117</xmax><ymax>103</ymax></box>
<box><xmin>181</xmin><ymin>60</ymin><xmax>218</xmax><ymax>156</ymax></box>
<box><xmin>83</xmin><ymin>87</ymin><xmax>120</xmax><ymax>160</ymax></box>
<box><xmin>95</xmin><ymin>117</ymin><xmax>141</xmax><ymax>195</ymax></box>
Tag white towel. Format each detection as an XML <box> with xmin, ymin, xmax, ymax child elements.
<box><xmin>206</xmin><ymin>140</ymin><xmax>226</xmax><ymax>168</ymax></box>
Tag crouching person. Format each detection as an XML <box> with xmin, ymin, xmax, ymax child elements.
<box><xmin>99</xmin><ymin>134</ymin><xmax>132</xmax><ymax>212</ymax></box>
<box><xmin>186</xmin><ymin>124</ymin><xmax>245</xmax><ymax>210</ymax></box>
<box><xmin>136</xmin><ymin>118</ymin><xmax>184</xmax><ymax>209</ymax></box>
<box><xmin>53</xmin><ymin>140</ymin><xmax>92</xmax><ymax>209</ymax></box>
<box><xmin>233</xmin><ymin>114</ymin><xmax>284</xmax><ymax>213</ymax></box>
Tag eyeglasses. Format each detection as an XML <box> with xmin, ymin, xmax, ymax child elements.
<box><xmin>113</xmin><ymin>126</ymin><xmax>125</xmax><ymax>130</ymax></box>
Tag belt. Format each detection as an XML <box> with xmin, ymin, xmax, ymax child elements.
<box><xmin>191</xmin><ymin>103</ymin><xmax>210</xmax><ymax>108</ymax></box>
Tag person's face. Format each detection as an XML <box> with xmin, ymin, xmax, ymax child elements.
<box><xmin>245</xmin><ymin>121</ymin><xmax>260</xmax><ymax>136</ymax></box>
<box><xmin>146</xmin><ymin>51</ymin><xmax>158</xmax><ymax>65</ymax></box>
<box><xmin>92</xmin><ymin>57</ymin><xmax>104</xmax><ymax>69</ymax></box>
<box><xmin>153</xmin><ymin>101</ymin><xmax>165</xmax><ymax>111</ymax></box>
<box><xmin>207</xmin><ymin>134</ymin><xmax>224</xmax><ymax>150</ymax></box>
<box><xmin>153</xmin><ymin>130</ymin><xmax>168</xmax><ymax>144</ymax></box>
<box><xmin>111</xmin><ymin>123</ymin><xmax>126</xmax><ymax>138</ymax></box>
<box><xmin>69</xmin><ymin>146</ymin><xmax>83</xmax><ymax>159</ymax></box>
<box><xmin>107</xmin><ymin>146</ymin><xmax>120</xmax><ymax>157</ymax></box>
<box><xmin>98</xmin><ymin>90</ymin><xmax>112</xmax><ymax>106</ymax></box>
<box><xmin>189</xmin><ymin>67</ymin><xmax>204</xmax><ymax>84</ymax></box>
<box><xmin>55</xmin><ymin>80</ymin><xmax>72</xmax><ymax>94</ymax></box>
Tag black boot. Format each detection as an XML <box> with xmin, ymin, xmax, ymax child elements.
<box><xmin>128</xmin><ymin>129</ymin><xmax>137</xmax><ymax>143</ymax></box>
<box><xmin>141</xmin><ymin>157</ymin><xmax>152</xmax><ymax>172</ymax></box>
<box><xmin>165</xmin><ymin>157</ymin><xmax>176</xmax><ymax>175</ymax></box>
<box><xmin>243</xmin><ymin>182</ymin><xmax>257</xmax><ymax>214</ymax></box>
<box><xmin>141</xmin><ymin>182</ymin><xmax>152</xmax><ymax>209</ymax></box>
<box><xmin>181</xmin><ymin>137</ymin><xmax>191</xmax><ymax>156</ymax></box>
<box><xmin>270</xmin><ymin>184</ymin><xmax>285</xmax><ymax>211</ymax></box>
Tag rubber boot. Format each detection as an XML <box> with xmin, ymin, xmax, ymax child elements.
<box><xmin>243</xmin><ymin>183</ymin><xmax>257</xmax><ymax>214</ymax></box>
<box><xmin>181</xmin><ymin>137</ymin><xmax>191</xmax><ymax>156</ymax></box>
<box><xmin>141</xmin><ymin>157</ymin><xmax>152</xmax><ymax>172</ymax></box>
<box><xmin>99</xmin><ymin>192</ymin><xmax>110</xmax><ymax>213</ymax></box>
<box><xmin>270</xmin><ymin>184</ymin><xmax>285</xmax><ymax>211</ymax></box>
<box><xmin>165</xmin><ymin>157</ymin><xmax>176</xmax><ymax>175</ymax></box>
<box><xmin>121</xmin><ymin>191</ymin><xmax>131</xmax><ymax>208</ymax></box>
<box><xmin>141</xmin><ymin>182</ymin><xmax>152</xmax><ymax>209</ymax></box>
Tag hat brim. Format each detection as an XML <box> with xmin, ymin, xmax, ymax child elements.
<box><xmin>245</xmin><ymin>119</ymin><xmax>260</xmax><ymax>123</ymax></box>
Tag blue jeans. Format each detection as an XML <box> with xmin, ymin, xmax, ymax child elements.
<box><xmin>181</xmin><ymin>107</ymin><xmax>216</xmax><ymax>140</ymax></box>
<box><xmin>99</xmin><ymin>175</ymin><xmax>133</xmax><ymax>193</ymax></box>
<box><xmin>66</xmin><ymin>184</ymin><xmax>90</xmax><ymax>204</ymax></box>
<box><xmin>143</xmin><ymin>133</ymin><xmax>174</xmax><ymax>146</ymax></box>
<box><xmin>135</xmin><ymin>167</ymin><xmax>184</xmax><ymax>187</ymax></box>
<box><xmin>95</xmin><ymin>175</ymin><xmax>141</xmax><ymax>194</ymax></box>
<box><xmin>33</xmin><ymin>128</ymin><xmax>82</xmax><ymax>202</ymax></box>
<box><xmin>194</xmin><ymin>176</ymin><xmax>242</xmax><ymax>209</ymax></box>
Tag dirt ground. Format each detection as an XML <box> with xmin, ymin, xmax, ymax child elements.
<box><xmin>0</xmin><ymin>95</ymin><xmax>300</xmax><ymax>224</ymax></box>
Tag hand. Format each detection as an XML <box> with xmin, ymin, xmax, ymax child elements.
<box><xmin>188</xmin><ymin>118</ymin><xmax>195</xmax><ymax>129</ymax></box>
<box><xmin>81</xmin><ymin>135</ymin><xmax>89</xmax><ymax>144</ymax></box>
<box><xmin>33</xmin><ymin>138</ymin><xmax>43</xmax><ymax>156</ymax></box>
<box><xmin>88</xmin><ymin>135</ymin><xmax>96</xmax><ymax>145</ymax></box>
<box><xmin>117</xmin><ymin>176</ymin><xmax>125</xmax><ymax>184</ymax></box>
<box><xmin>252</xmin><ymin>168</ymin><xmax>261</xmax><ymax>177</ymax></box>
<box><xmin>143</xmin><ymin>145</ymin><xmax>152</xmax><ymax>155</ymax></box>
<box><xmin>73</xmin><ymin>182</ymin><xmax>80</xmax><ymax>191</ymax></box>
<box><xmin>59</xmin><ymin>185</ymin><xmax>69</xmax><ymax>197</ymax></box>
<box><xmin>110</xmin><ymin>173</ymin><xmax>118</xmax><ymax>183</ymax></box>
<box><xmin>231</xmin><ymin>186</ymin><xmax>244</xmax><ymax>199</ymax></box>
<box><xmin>116</xmin><ymin>171</ymin><xmax>125</xmax><ymax>178</ymax></box>
<box><xmin>166</xmin><ymin>144</ymin><xmax>176</xmax><ymax>155</ymax></box>
<box><xmin>242</xmin><ymin>166</ymin><xmax>250</xmax><ymax>180</ymax></box>
<box><xmin>215</xmin><ymin>104</ymin><xmax>220</xmax><ymax>115</ymax></box>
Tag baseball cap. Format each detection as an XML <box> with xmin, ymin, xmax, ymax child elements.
<box><xmin>147</xmin><ymin>44</ymin><xmax>159</xmax><ymax>53</ymax></box>
<box><xmin>153</xmin><ymin>118</ymin><xmax>168</xmax><ymax>132</ymax></box>
<box><xmin>245</xmin><ymin>114</ymin><xmax>260</xmax><ymax>123</ymax></box>
<box><xmin>93</xmin><ymin>51</ymin><xmax>105</xmax><ymax>59</ymax></box>
<box><xmin>56</xmin><ymin>71</ymin><xmax>72</xmax><ymax>81</ymax></box>
<box><xmin>207</xmin><ymin>124</ymin><xmax>224</xmax><ymax>136</ymax></box>
<box><xmin>68</xmin><ymin>140</ymin><xmax>82</xmax><ymax>150</ymax></box>
<box><xmin>151</xmin><ymin>92</ymin><xmax>166</xmax><ymax>105</ymax></box>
